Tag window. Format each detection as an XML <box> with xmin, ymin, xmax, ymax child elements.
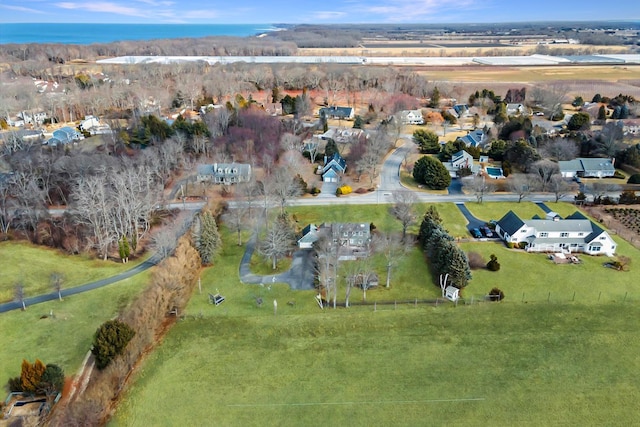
<box><xmin>600</xmin><ymin>236</ymin><xmax>606</xmax><ymax>240</ymax></box>
<box><xmin>560</xmin><ymin>232</ymin><xmax>569</xmax><ymax>238</ymax></box>
<box><xmin>539</xmin><ymin>232</ymin><xmax>548</xmax><ymax>238</ymax></box>
<box><xmin>578</xmin><ymin>232</ymin><xmax>584</xmax><ymax>236</ymax></box>
<box><xmin>521</xmin><ymin>229</ymin><xmax>526</xmax><ymax>233</ymax></box>
<box><xmin>588</xmin><ymin>246</ymin><xmax>601</xmax><ymax>252</ymax></box>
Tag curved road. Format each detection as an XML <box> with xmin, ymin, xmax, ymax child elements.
<box><xmin>0</xmin><ymin>254</ymin><xmax>161</xmax><ymax>314</ymax></box>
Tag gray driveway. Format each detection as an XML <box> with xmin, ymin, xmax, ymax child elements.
<box><xmin>455</xmin><ymin>203</ymin><xmax>486</xmax><ymax>231</ymax></box>
<box><xmin>239</xmin><ymin>234</ymin><xmax>316</xmax><ymax>290</ymax></box>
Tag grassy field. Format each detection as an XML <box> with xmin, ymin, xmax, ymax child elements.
<box><xmin>0</xmin><ymin>241</ymin><xmax>148</xmax><ymax>303</ymax></box>
<box><xmin>110</xmin><ymin>303</ymin><xmax>640</xmax><ymax>427</ymax></box>
<box><xmin>0</xmin><ymin>271</ymin><xmax>150</xmax><ymax>390</ymax></box>
<box><xmin>110</xmin><ymin>202</ymin><xmax>640</xmax><ymax>426</ymax></box>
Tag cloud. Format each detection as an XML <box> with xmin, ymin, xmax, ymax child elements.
<box><xmin>0</xmin><ymin>4</ymin><xmax>46</xmax><ymax>14</ymax></box>
<box><xmin>55</xmin><ymin>2</ymin><xmax>145</xmax><ymax>17</ymax></box>
<box><xmin>179</xmin><ymin>9</ymin><xmax>221</xmax><ymax>20</ymax></box>
<box><xmin>363</xmin><ymin>0</ymin><xmax>481</xmax><ymax>21</ymax></box>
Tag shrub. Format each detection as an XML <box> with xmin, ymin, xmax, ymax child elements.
<box><xmin>487</xmin><ymin>254</ymin><xmax>501</xmax><ymax>271</ymax></box>
<box><xmin>628</xmin><ymin>174</ymin><xmax>640</xmax><ymax>184</ymax></box>
<box><xmin>91</xmin><ymin>320</ymin><xmax>135</xmax><ymax>370</ymax></box>
<box><xmin>467</xmin><ymin>251</ymin><xmax>486</xmax><ymax>270</ymax></box>
<box><xmin>506</xmin><ymin>242</ymin><xmax>515</xmax><ymax>249</ymax></box>
<box><xmin>309</xmin><ymin>186</ymin><xmax>321</xmax><ymax>195</ymax></box>
<box><xmin>518</xmin><ymin>242</ymin><xmax>528</xmax><ymax>250</ymax></box>
<box><xmin>488</xmin><ymin>287</ymin><xmax>505</xmax><ymax>301</ymax></box>
<box><xmin>613</xmin><ymin>170</ymin><xmax>626</xmax><ymax>179</ymax></box>
<box><xmin>336</xmin><ymin>185</ymin><xmax>352</xmax><ymax>196</ymax></box>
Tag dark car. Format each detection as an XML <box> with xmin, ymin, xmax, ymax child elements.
<box><xmin>470</xmin><ymin>228</ymin><xmax>482</xmax><ymax>238</ymax></box>
<box><xmin>482</xmin><ymin>227</ymin><xmax>494</xmax><ymax>238</ymax></box>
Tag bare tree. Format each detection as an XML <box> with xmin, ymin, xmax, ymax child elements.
<box><xmin>391</xmin><ymin>191</ymin><xmax>418</xmax><ymax>242</ymax></box>
<box><xmin>539</xmin><ymin>139</ymin><xmax>579</xmax><ymax>161</ymax></box>
<box><xmin>71</xmin><ymin>174</ymin><xmax>114</xmax><ymax>260</ymax></box>
<box><xmin>10</xmin><ymin>169</ymin><xmax>49</xmax><ymax>242</ymax></box>
<box><xmin>314</xmin><ymin>234</ymin><xmax>338</xmax><ymax>308</ymax></box>
<box><xmin>258</xmin><ymin>220</ymin><xmax>295</xmax><ymax>270</ymax></box>
<box><xmin>549</xmin><ymin>175</ymin><xmax>576</xmax><ymax>202</ymax></box>
<box><xmin>50</xmin><ymin>272</ymin><xmax>64</xmax><ymax>301</ymax></box>
<box><xmin>597</xmin><ymin>121</ymin><xmax>625</xmax><ymax>157</ymax></box>
<box><xmin>264</xmin><ymin>167</ymin><xmax>303</xmax><ymax>215</ymax></box>
<box><xmin>222</xmin><ymin>205</ymin><xmax>251</xmax><ymax>246</ymax></box>
<box><xmin>373</xmin><ymin>231</ymin><xmax>409</xmax><ymax>288</ymax></box>
<box><xmin>0</xmin><ymin>174</ymin><xmax>15</xmax><ymax>234</ymax></box>
<box><xmin>530</xmin><ymin>159</ymin><xmax>560</xmax><ymax>192</ymax></box>
<box><xmin>15</xmin><ymin>283</ymin><xmax>26</xmax><ymax>311</ymax></box>
<box><xmin>507</xmin><ymin>174</ymin><xmax>534</xmax><ymax>203</ymax></box>
<box><xmin>463</xmin><ymin>175</ymin><xmax>496</xmax><ymax>204</ymax></box>
<box><xmin>530</xmin><ymin>83</ymin><xmax>568</xmax><ymax>119</ymax></box>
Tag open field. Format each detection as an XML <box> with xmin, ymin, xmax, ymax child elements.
<box><xmin>0</xmin><ymin>271</ymin><xmax>150</xmax><ymax>391</ymax></box>
<box><xmin>110</xmin><ymin>202</ymin><xmax>640</xmax><ymax>426</ymax></box>
<box><xmin>0</xmin><ymin>242</ymin><xmax>148</xmax><ymax>303</ymax></box>
<box><xmin>111</xmin><ymin>302</ymin><xmax>640</xmax><ymax>426</ymax></box>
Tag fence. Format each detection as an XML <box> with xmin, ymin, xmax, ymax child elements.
<box><xmin>335</xmin><ymin>291</ymin><xmax>636</xmax><ymax>311</ymax></box>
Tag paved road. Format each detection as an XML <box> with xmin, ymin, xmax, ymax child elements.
<box><xmin>0</xmin><ymin>254</ymin><xmax>161</xmax><ymax>313</ymax></box>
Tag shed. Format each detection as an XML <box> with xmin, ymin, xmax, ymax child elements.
<box><xmin>444</xmin><ymin>286</ymin><xmax>460</xmax><ymax>302</ymax></box>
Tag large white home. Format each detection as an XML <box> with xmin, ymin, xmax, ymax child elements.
<box><xmin>196</xmin><ymin>162</ymin><xmax>252</xmax><ymax>184</ymax></box>
<box><xmin>399</xmin><ymin>109</ymin><xmax>424</xmax><ymax>125</ymax></box>
<box><xmin>495</xmin><ymin>211</ymin><xmax>617</xmax><ymax>256</ymax></box>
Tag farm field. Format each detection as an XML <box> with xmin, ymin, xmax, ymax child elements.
<box><xmin>110</xmin><ymin>202</ymin><xmax>640</xmax><ymax>426</ymax></box>
<box><xmin>0</xmin><ymin>271</ymin><xmax>150</xmax><ymax>390</ymax></box>
<box><xmin>0</xmin><ymin>241</ymin><xmax>148</xmax><ymax>303</ymax></box>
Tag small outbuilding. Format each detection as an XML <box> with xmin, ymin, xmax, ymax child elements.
<box><xmin>444</xmin><ymin>286</ymin><xmax>460</xmax><ymax>302</ymax></box>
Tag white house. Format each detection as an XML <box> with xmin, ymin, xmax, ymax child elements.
<box><xmin>399</xmin><ymin>109</ymin><xmax>424</xmax><ymax>125</ymax></box>
<box><xmin>506</xmin><ymin>103</ymin><xmax>526</xmax><ymax>116</ymax></box>
<box><xmin>558</xmin><ymin>158</ymin><xmax>616</xmax><ymax>179</ymax></box>
<box><xmin>443</xmin><ymin>150</ymin><xmax>476</xmax><ymax>178</ymax></box>
<box><xmin>80</xmin><ymin>115</ymin><xmax>112</xmax><ymax>135</ymax></box>
<box><xmin>298</xmin><ymin>224</ymin><xmax>319</xmax><ymax>248</ymax></box>
<box><xmin>495</xmin><ymin>210</ymin><xmax>617</xmax><ymax>256</ymax></box>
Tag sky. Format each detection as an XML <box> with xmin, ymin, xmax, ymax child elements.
<box><xmin>0</xmin><ymin>0</ymin><xmax>638</xmax><ymax>24</ymax></box>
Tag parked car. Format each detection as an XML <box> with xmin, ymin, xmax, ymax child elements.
<box><xmin>470</xmin><ymin>228</ymin><xmax>482</xmax><ymax>238</ymax></box>
<box><xmin>482</xmin><ymin>226</ymin><xmax>493</xmax><ymax>238</ymax></box>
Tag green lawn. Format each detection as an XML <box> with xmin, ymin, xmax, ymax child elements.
<box><xmin>463</xmin><ymin>201</ymin><xmax>547</xmax><ymax>223</ymax></box>
<box><xmin>0</xmin><ymin>271</ymin><xmax>150</xmax><ymax>389</ymax></box>
<box><xmin>0</xmin><ymin>241</ymin><xmax>148</xmax><ymax>303</ymax></box>
<box><xmin>110</xmin><ymin>202</ymin><xmax>640</xmax><ymax>425</ymax></box>
<box><xmin>110</xmin><ymin>303</ymin><xmax>640</xmax><ymax>427</ymax></box>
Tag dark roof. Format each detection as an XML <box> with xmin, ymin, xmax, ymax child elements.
<box><xmin>497</xmin><ymin>210</ymin><xmax>525</xmax><ymax>235</ymax></box>
<box><xmin>319</xmin><ymin>106</ymin><xmax>353</xmax><ymax>119</ymax></box>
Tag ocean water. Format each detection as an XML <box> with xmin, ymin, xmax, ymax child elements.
<box><xmin>0</xmin><ymin>23</ymin><xmax>281</xmax><ymax>44</ymax></box>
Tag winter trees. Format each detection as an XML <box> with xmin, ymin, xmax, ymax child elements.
<box><xmin>507</xmin><ymin>174</ymin><xmax>535</xmax><ymax>203</ymax></box>
<box><xmin>373</xmin><ymin>231</ymin><xmax>409</xmax><ymax>288</ymax></box>
<box><xmin>464</xmin><ymin>175</ymin><xmax>496</xmax><ymax>204</ymax></box>
<box><xmin>258</xmin><ymin>215</ymin><xmax>295</xmax><ymax>270</ymax></box>
<box><xmin>391</xmin><ymin>191</ymin><xmax>417</xmax><ymax>242</ymax></box>
<box><xmin>50</xmin><ymin>272</ymin><xmax>64</xmax><ymax>301</ymax></box>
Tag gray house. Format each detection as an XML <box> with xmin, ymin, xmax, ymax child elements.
<box><xmin>319</xmin><ymin>106</ymin><xmax>355</xmax><ymax>120</ymax></box>
<box><xmin>558</xmin><ymin>158</ymin><xmax>615</xmax><ymax>179</ymax></box>
<box><xmin>197</xmin><ymin>162</ymin><xmax>252</xmax><ymax>184</ymax></box>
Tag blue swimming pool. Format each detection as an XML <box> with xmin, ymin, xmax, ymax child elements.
<box><xmin>486</xmin><ymin>167</ymin><xmax>503</xmax><ymax>178</ymax></box>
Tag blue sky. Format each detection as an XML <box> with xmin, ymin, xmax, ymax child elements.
<box><xmin>0</xmin><ymin>0</ymin><xmax>638</xmax><ymax>24</ymax></box>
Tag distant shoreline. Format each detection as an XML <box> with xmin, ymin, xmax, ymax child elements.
<box><xmin>0</xmin><ymin>23</ymin><xmax>285</xmax><ymax>45</ymax></box>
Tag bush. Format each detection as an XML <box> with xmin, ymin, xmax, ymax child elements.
<box><xmin>518</xmin><ymin>242</ymin><xmax>528</xmax><ymax>250</ymax></box>
<box><xmin>91</xmin><ymin>320</ymin><xmax>135</xmax><ymax>370</ymax></box>
<box><xmin>309</xmin><ymin>186</ymin><xmax>321</xmax><ymax>195</ymax></box>
<box><xmin>336</xmin><ymin>185</ymin><xmax>352</xmax><ymax>196</ymax></box>
<box><xmin>487</xmin><ymin>254</ymin><xmax>501</xmax><ymax>271</ymax></box>
<box><xmin>628</xmin><ymin>174</ymin><xmax>640</xmax><ymax>184</ymax></box>
<box><xmin>488</xmin><ymin>287</ymin><xmax>505</xmax><ymax>301</ymax></box>
<box><xmin>467</xmin><ymin>251</ymin><xmax>486</xmax><ymax>270</ymax></box>
<box><xmin>613</xmin><ymin>170</ymin><xmax>626</xmax><ymax>179</ymax></box>
<box><xmin>506</xmin><ymin>242</ymin><xmax>515</xmax><ymax>249</ymax></box>
<box><xmin>412</xmin><ymin>155</ymin><xmax>451</xmax><ymax>190</ymax></box>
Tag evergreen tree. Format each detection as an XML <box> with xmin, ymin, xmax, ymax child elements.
<box><xmin>20</xmin><ymin>359</ymin><xmax>46</xmax><ymax>393</ymax></box>
<box><xmin>92</xmin><ymin>320</ymin><xmax>135</xmax><ymax>370</ymax></box>
<box><xmin>192</xmin><ymin>210</ymin><xmax>222</xmax><ymax>265</ymax></box>
<box><xmin>412</xmin><ymin>129</ymin><xmax>440</xmax><ymax>153</ymax></box>
<box><xmin>412</xmin><ymin>156</ymin><xmax>451</xmax><ymax>190</ymax></box>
